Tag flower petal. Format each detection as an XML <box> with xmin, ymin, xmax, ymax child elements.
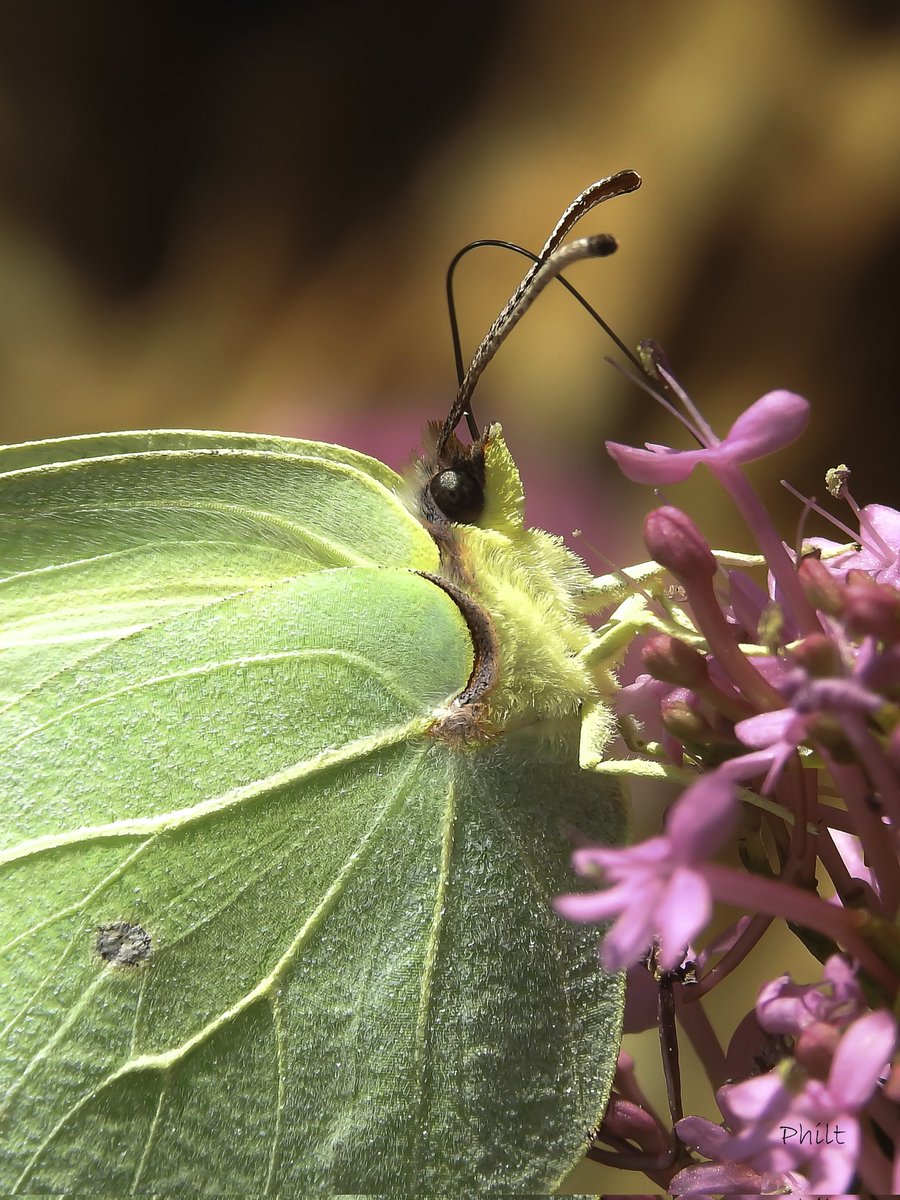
<box><xmin>656</xmin><ymin>868</ymin><xmax>712</xmax><ymax>968</ymax></box>
<box><xmin>607</xmin><ymin>391</ymin><xmax>809</xmax><ymax>491</ymax></box>
<box><xmin>553</xmin><ymin>885</ymin><xmax>628</xmax><ymax>923</ymax></box>
<box><xmin>829</xmin><ymin>832</ymin><xmax>876</xmax><ymax>895</ymax></box>
<box><xmin>667</xmin><ymin>776</ymin><xmax>738</xmax><ymax>860</ymax></box>
<box><xmin>756</xmin><ymin>975</ymin><xmax>815</xmax><ymax>1035</ymax></box>
<box><xmin>828</xmin><ymin>1008</ymin><xmax>897</xmax><ymax>1110</ymax></box>
<box><xmin>865</xmin><ymin>502</ymin><xmax>900</xmax><ymax>551</ymax></box>
<box><xmin>718</xmin><ymin>1071</ymin><xmax>789</xmax><ymax>1124</ymax></box>
<box><xmin>670</xmin><ymin>1161</ymin><xmax>770</xmax><ymax>1196</ymax></box>
<box><xmin>802</xmin><ymin>1121</ymin><xmax>859</xmax><ymax>1192</ymax></box>
<box><xmin>734</xmin><ymin>708</ymin><xmax>798</xmax><ymax>748</ymax></box>
<box><xmin>675</xmin><ymin>1115</ymin><xmax>731</xmax><ymax>1157</ymax></box>
<box><xmin>719</xmin><ymin>390</ymin><xmax>810</xmax><ymax>462</ymax></box>
<box><xmin>600</xmin><ymin>890</ymin><xmax>661</xmax><ymax>969</ymax></box>
<box><xmin>820</xmin><ymin>953</ymin><xmax>864</xmax><ymax>1010</ymax></box>
<box><xmin>605</xmin><ymin>440</ymin><xmax>712</xmax><ymax>484</ymax></box>
<box><xmin>728</xmin><ymin>570</ymin><xmax>770</xmax><ymax>637</ymax></box>
<box><xmin>572</xmin><ymin>837</ymin><xmax>670</xmax><ymax>876</ymax></box>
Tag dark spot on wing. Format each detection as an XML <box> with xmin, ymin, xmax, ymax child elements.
<box><xmin>96</xmin><ymin>921</ymin><xmax>152</xmax><ymax>966</ymax></box>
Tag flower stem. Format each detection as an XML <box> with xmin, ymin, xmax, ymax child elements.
<box><xmin>674</xmin><ymin>987</ymin><xmax>728</xmax><ymax>1088</ymax></box>
<box><xmin>823</xmin><ymin>752</ymin><xmax>900</xmax><ymax>916</ymax></box>
<box><xmin>817</xmin><ymin>824</ymin><xmax>877</xmax><ymax>908</ymax></box>
<box><xmin>684</xmin><ymin>572</ymin><xmax>785</xmax><ymax>710</ymax></box>
<box><xmin>701</xmin><ymin>862</ymin><xmax>898</xmax><ymax>992</ymax></box>
<box><xmin>842</xmin><ymin>712</ymin><xmax>900</xmax><ymax>853</ymax></box>
<box><xmin>714</xmin><ymin>461</ymin><xmax>820</xmax><ymax>634</ymax></box>
<box><xmin>690</xmin><ymin>913</ymin><xmax>773</xmax><ymax>997</ymax></box>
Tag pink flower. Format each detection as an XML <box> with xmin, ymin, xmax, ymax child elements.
<box><xmin>554</xmin><ymin>775</ymin><xmax>737</xmax><ymax>970</ymax></box>
<box><xmin>608</xmin><ymin>386</ymin><xmax>818</xmax><ymax>632</ymax></box>
<box><xmin>673</xmin><ymin>1008</ymin><xmax>896</xmax><ymax>1192</ymax></box>
<box><xmin>734</xmin><ymin>676</ymin><xmax>882</xmax><ymax>792</ymax></box>
<box><xmin>810</xmin><ymin>502</ymin><xmax>900</xmax><ymax>587</ymax></box>
<box><xmin>731</xmin><ymin>707</ymin><xmax>804</xmax><ymax>793</ymax></box>
<box><xmin>727</xmin><ymin>569</ymin><xmax>770</xmax><ymax>641</ymax></box>
<box><xmin>615</xmin><ymin>672</ymin><xmax>685</xmax><ymax>760</ymax></box>
<box><xmin>756</xmin><ymin>956</ymin><xmax>864</xmax><ymax>1037</ymax></box>
<box><xmin>606</xmin><ymin>390</ymin><xmax>809</xmax><ymax>486</ymax></box>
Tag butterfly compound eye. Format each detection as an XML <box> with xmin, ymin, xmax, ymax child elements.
<box><xmin>428</xmin><ymin>466</ymin><xmax>484</xmax><ymax>524</ymax></box>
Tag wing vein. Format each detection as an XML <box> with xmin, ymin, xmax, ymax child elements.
<box><xmin>0</xmin><ymin>719</ymin><xmax>425</xmax><ymax>865</ymax></box>
<box><xmin>13</xmin><ymin>498</ymin><xmax>374</xmax><ymax>570</ymax></box>
<box><xmin>0</xmin><ymin>918</ymin><xmax>87</xmax><ymax>1045</ymax></box>
<box><xmin>3</xmin><ymin>648</ymin><xmax>422</xmax><ymax>758</ymax></box>
<box><xmin>0</xmin><ymin>838</ymin><xmax>155</xmax><ymax>959</ymax></box>
<box><xmin>265</xmin><ymin>993</ymin><xmax>287</xmax><ymax>1196</ymax></box>
<box><xmin>52</xmin><ymin>747</ymin><xmax>431</xmax><ymax>1084</ymax></box>
<box><xmin>411</xmin><ymin>760</ymin><xmax>458</xmax><ymax>1176</ymax></box>
<box><xmin>129</xmin><ymin>1073</ymin><xmax>169</xmax><ymax>1194</ymax></box>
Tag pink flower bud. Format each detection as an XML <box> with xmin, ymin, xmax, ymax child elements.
<box><xmin>843</xmin><ymin>574</ymin><xmax>900</xmax><ymax>643</ymax></box>
<box><xmin>787</xmin><ymin>633</ymin><xmax>843</xmax><ymax>677</ymax></box>
<box><xmin>798</xmin><ymin>553</ymin><xmax>846</xmax><ymax>616</ymax></box>
<box><xmin>643</xmin><ymin>506</ymin><xmax>717</xmax><ymax>584</ymax></box>
<box><xmin>642</xmin><ymin>634</ymin><xmax>710</xmax><ymax>688</ymax></box>
<box><xmin>660</xmin><ymin>696</ymin><xmax>710</xmax><ymax>741</ymax></box>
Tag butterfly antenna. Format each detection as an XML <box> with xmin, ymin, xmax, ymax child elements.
<box><xmin>439</xmin><ymin>169</ymin><xmax>642</xmax><ymax>452</ymax></box>
<box><xmin>447</xmin><ymin>238</ymin><xmax>647</xmax><ymax>388</ymax></box>
<box><xmin>444</xmin><ymin>241</ymin><xmax>486</xmax><ymax>442</ymax></box>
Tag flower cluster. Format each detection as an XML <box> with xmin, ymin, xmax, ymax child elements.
<box><xmin>558</xmin><ymin>361</ymin><xmax>900</xmax><ymax>1194</ymax></box>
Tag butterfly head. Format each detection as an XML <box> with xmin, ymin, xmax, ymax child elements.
<box><xmin>418</xmin><ymin>423</ymin><xmax>486</xmax><ymax>528</ymax></box>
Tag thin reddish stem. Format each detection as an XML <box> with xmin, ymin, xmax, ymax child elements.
<box><xmin>701</xmin><ymin>862</ymin><xmax>897</xmax><ymax>992</ymax></box>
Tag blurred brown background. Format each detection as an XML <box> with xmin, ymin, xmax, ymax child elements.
<box><xmin>2</xmin><ymin>0</ymin><xmax>899</xmax><ymax>557</ymax></box>
<box><xmin>1</xmin><ymin>0</ymin><xmax>898</xmax><ymax>1190</ymax></box>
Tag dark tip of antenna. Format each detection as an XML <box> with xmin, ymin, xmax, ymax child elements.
<box><xmin>589</xmin><ymin>234</ymin><xmax>619</xmax><ymax>257</ymax></box>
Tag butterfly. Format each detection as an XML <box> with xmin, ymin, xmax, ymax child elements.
<box><xmin>0</xmin><ymin>170</ymin><xmax>640</xmax><ymax>1193</ymax></box>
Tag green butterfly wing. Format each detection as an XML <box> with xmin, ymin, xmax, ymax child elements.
<box><xmin>0</xmin><ymin>432</ymin><xmax>624</xmax><ymax>1192</ymax></box>
<box><xmin>0</xmin><ymin>433</ymin><xmax>435</xmax><ymax>701</ymax></box>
